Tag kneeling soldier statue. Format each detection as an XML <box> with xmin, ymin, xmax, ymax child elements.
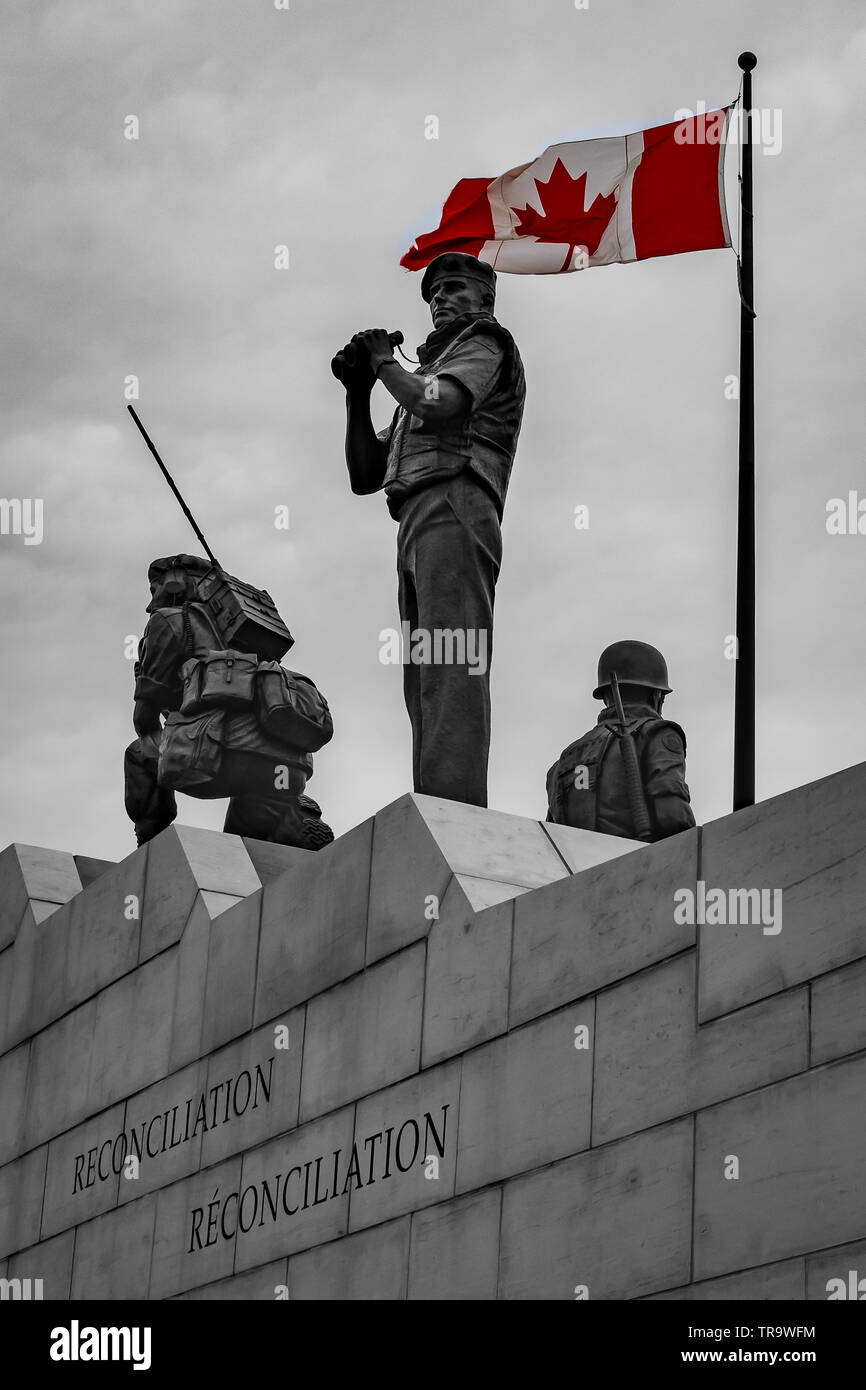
<box><xmin>546</xmin><ymin>640</ymin><xmax>696</xmax><ymax>843</ymax></box>
<box><xmin>124</xmin><ymin>554</ymin><xmax>334</xmax><ymax>850</ymax></box>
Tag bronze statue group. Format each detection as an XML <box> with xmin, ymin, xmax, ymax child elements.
<box><xmin>125</xmin><ymin>253</ymin><xmax>694</xmax><ymax>850</ymax></box>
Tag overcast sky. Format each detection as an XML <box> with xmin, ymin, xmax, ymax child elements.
<box><xmin>1</xmin><ymin>0</ymin><xmax>864</xmax><ymax>862</ymax></box>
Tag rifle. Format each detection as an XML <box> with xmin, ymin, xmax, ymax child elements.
<box><xmin>610</xmin><ymin>671</ymin><xmax>654</xmax><ymax>843</ymax></box>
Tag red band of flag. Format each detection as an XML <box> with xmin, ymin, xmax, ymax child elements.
<box><xmin>401</xmin><ymin>108</ymin><xmax>732</xmax><ymax>275</ymax></box>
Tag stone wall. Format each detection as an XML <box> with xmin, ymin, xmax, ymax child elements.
<box><xmin>0</xmin><ymin>769</ymin><xmax>864</xmax><ymax>1300</ymax></box>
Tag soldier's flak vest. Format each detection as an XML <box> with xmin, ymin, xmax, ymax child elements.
<box><xmin>382</xmin><ymin>314</ymin><xmax>525</xmax><ymax>517</ymax></box>
<box><xmin>547</xmin><ymin>710</ymin><xmax>689</xmax><ymax>840</ymax></box>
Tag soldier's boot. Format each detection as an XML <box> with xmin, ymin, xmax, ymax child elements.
<box><xmin>295</xmin><ymin>795</ymin><xmax>335</xmax><ymax>851</ymax></box>
<box><xmin>133</xmin><ymin>816</ymin><xmax>174</xmax><ymax>848</ymax></box>
<box><xmin>223</xmin><ymin>793</ymin><xmax>334</xmax><ymax>851</ymax></box>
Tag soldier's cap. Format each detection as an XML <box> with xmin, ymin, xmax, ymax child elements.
<box><xmin>147</xmin><ymin>554</ymin><xmax>213</xmax><ymax>585</ymax></box>
<box><xmin>420</xmin><ymin>253</ymin><xmax>497</xmax><ymax>303</ymax></box>
<box><xmin>593</xmin><ymin>640</ymin><xmax>672</xmax><ymax>699</ymax></box>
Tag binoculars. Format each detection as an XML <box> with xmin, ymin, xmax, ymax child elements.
<box><xmin>330</xmin><ymin>330</ymin><xmax>403</xmax><ymax>381</ymax></box>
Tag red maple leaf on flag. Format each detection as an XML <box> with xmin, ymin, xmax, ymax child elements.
<box><xmin>513</xmin><ymin>158</ymin><xmax>617</xmax><ymax>270</ymax></box>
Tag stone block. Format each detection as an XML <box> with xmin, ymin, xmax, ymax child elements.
<box><xmin>2</xmin><ymin>903</ymin><xmax>73</xmax><ymax>1055</ymax></box>
<box><xmin>242</xmin><ymin>838</ymin><xmax>311</xmax><ymax>884</ymax></box>
<box><xmin>811</xmin><ymin>957</ymin><xmax>866</xmax><ymax>1065</ymax></box>
<box><xmin>454</xmin><ymin>876</ymin><xmax>529</xmax><ymax>911</ymax></box>
<box><xmin>120</xmin><ymin>1059</ymin><xmax>209</xmax><ymax>1203</ymax></box>
<box><xmin>201</xmin><ymin>1014</ymin><xmax>304</xmax><ymax>1168</ymax></box>
<box><xmin>299</xmin><ymin>944</ymin><xmax>424</xmax><ymax>1124</ymax></box>
<box><xmin>7</xmin><ymin>1229</ymin><xmax>75</xmax><ymax>1299</ymax></box>
<box><xmin>698</xmin><ymin>763</ymin><xmax>866</xmax><ymax>1020</ymax></box>
<box><xmin>349</xmin><ymin>1061</ymin><xmax>461</xmax><ymax>1233</ymax></box>
<box><xmin>139</xmin><ymin>824</ymin><xmax>258</xmax><ymax>962</ymax></box>
<box><xmin>806</xmin><ymin>1237</ymin><xmax>866</xmax><ymax>1299</ymax></box>
<box><xmin>593</xmin><ymin>955</ymin><xmax>808</xmax><ymax>1144</ymax></box>
<box><xmin>649</xmin><ymin>1259</ymin><xmax>805</xmax><ymax>1300</ymax></box>
<box><xmin>0</xmin><ymin>843</ymin><xmax>81</xmax><ymax>951</ymax></box>
<box><xmin>29</xmin><ymin>845</ymin><xmax>147</xmax><ymax>1036</ymax></box>
<box><xmin>175</xmin><ymin>825</ymin><xmax>261</xmax><ymax>898</ymax></box>
<box><xmin>201</xmin><ymin>892</ymin><xmax>262</xmax><ymax>1055</ymax></box>
<box><xmin>457</xmin><ymin>1003</ymin><xmax>594</xmax><ymax>1193</ymax></box>
<box><xmin>694</xmin><ymin>1055</ymin><xmax>866</xmax><ymax>1281</ymax></box>
<box><xmin>87</xmin><ymin>949</ymin><xmax>177</xmax><ymax>1120</ymax></box>
<box><xmin>289</xmin><ymin>1217</ymin><xmax>410</xmax><ymax>1299</ymax></box>
<box><xmin>0</xmin><ymin>1041</ymin><xmax>30</xmax><ymax>1167</ymax></box>
<box><xmin>74</xmin><ymin>856</ymin><xmax>115</xmax><ymax>888</ymax></box>
<box><xmin>176</xmin><ymin>1258</ymin><xmax>288</xmax><ymax>1300</ymax></box>
<box><xmin>255</xmin><ymin>819</ymin><xmax>372</xmax><ymax>1026</ymax></box>
<box><xmin>414</xmin><ymin>795</ymin><xmax>570</xmax><ymax>890</ymax></box>
<box><xmin>150</xmin><ymin>1156</ymin><xmax>242</xmax><ymax>1299</ymax></box>
<box><xmin>199</xmin><ymin>890</ymin><xmax>243</xmax><ymax>917</ymax></box>
<box><xmin>168</xmin><ymin>896</ymin><xmax>210</xmax><ymax>1071</ymax></box>
<box><xmin>511</xmin><ymin>828</ymin><xmax>697</xmax><ymax>1028</ymax></box>
<box><xmin>32</xmin><ymin>900</ymin><xmax>63</xmax><ymax>922</ymax></box>
<box><xmin>0</xmin><ymin>947</ymin><xmax>12</xmax><ymax>1054</ymax></box>
<box><xmin>25</xmin><ymin>998</ymin><xmax>98</xmax><ymax>1149</ymax></box>
<box><xmin>366</xmin><ymin>794</ymin><xmax>453</xmax><ymax>964</ymax></box>
<box><xmin>2</xmin><ymin>910</ymin><xmax>38</xmax><ymax>1053</ymax></box>
<box><xmin>65</xmin><ymin>845</ymin><xmax>146</xmax><ymax>998</ymax></box>
<box><xmin>422</xmin><ymin>889</ymin><xmax>512</xmax><ymax>1069</ymax></box>
<box><xmin>234</xmin><ymin>1106</ymin><xmax>354</xmax><ymax>1270</ymax></box>
<box><xmin>42</xmin><ymin>1102</ymin><xmax>125</xmax><ymax>1238</ymax></box>
<box><xmin>71</xmin><ymin>1192</ymin><xmax>157</xmax><ymax>1299</ymax></box>
<box><xmin>408</xmin><ymin>1188</ymin><xmax>501</xmax><ymax>1300</ymax></box>
<box><xmin>542</xmin><ymin>820</ymin><xmax>644</xmax><ymax>873</ymax></box>
<box><xmin>499</xmin><ymin>1117</ymin><xmax>693</xmax><ymax>1300</ymax></box>
<box><xmin>139</xmin><ymin>829</ymin><xmax>201</xmax><ymax>962</ymax></box>
<box><xmin>0</xmin><ymin>1145</ymin><xmax>48</xmax><ymax>1258</ymax></box>
<box><xmin>17</xmin><ymin>900</ymin><xmax>75</xmax><ymax>1040</ymax></box>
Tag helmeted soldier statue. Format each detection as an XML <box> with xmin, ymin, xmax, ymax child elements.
<box><xmin>546</xmin><ymin>640</ymin><xmax>696</xmax><ymax>842</ymax></box>
<box><xmin>124</xmin><ymin>554</ymin><xmax>334</xmax><ymax>850</ymax></box>
<box><xmin>332</xmin><ymin>252</ymin><xmax>526</xmax><ymax>807</ymax></box>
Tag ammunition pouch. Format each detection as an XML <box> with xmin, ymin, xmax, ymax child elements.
<box><xmin>254</xmin><ymin>662</ymin><xmax>333</xmax><ymax>750</ymax></box>
<box><xmin>179</xmin><ymin>650</ymin><xmax>259</xmax><ymax>715</ymax></box>
<box><xmin>158</xmin><ymin>710</ymin><xmax>227</xmax><ymax>794</ymax></box>
<box><xmin>157</xmin><ymin>709</ymin><xmax>310</xmax><ymax>802</ymax></box>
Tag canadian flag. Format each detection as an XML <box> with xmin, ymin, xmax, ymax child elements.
<box><xmin>401</xmin><ymin>109</ymin><xmax>732</xmax><ymax>275</ymax></box>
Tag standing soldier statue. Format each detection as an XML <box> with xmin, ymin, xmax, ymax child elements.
<box><xmin>546</xmin><ymin>640</ymin><xmax>696</xmax><ymax>842</ymax></box>
<box><xmin>332</xmin><ymin>252</ymin><xmax>526</xmax><ymax>807</ymax></box>
<box><xmin>124</xmin><ymin>554</ymin><xmax>335</xmax><ymax>850</ymax></box>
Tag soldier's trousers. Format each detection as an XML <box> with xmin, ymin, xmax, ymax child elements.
<box><xmin>395</xmin><ymin>472</ymin><xmax>502</xmax><ymax>807</ymax></box>
<box><xmin>124</xmin><ymin>735</ymin><xmax>177</xmax><ymax>844</ymax></box>
<box><xmin>124</xmin><ymin>738</ymin><xmax>333</xmax><ymax>850</ymax></box>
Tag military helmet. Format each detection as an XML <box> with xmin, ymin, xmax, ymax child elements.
<box><xmin>593</xmin><ymin>640</ymin><xmax>672</xmax><ymax>699</ymax></box>
<box><xmin>146</xmin><ymin>554</ymin><xmax>212</xmax><ymax>610</ymax></box>
<box><xmin>147</xmin><ymin>554</ymin><xmax>212</xmax><ymax>585</ymax></box>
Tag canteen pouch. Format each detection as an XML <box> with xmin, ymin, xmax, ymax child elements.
<box><xmin>157</xmin><ymin>709</ymin><xmax>226</xmax><ymax>793</ymax></box>
<box><xmin>180</xmin><ymin>650</ymin><xmax>259</xmax><ymax>715</ymax></box>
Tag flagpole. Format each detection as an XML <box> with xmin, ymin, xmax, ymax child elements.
<box><xmin>733</xmin><ymin>50</ymin><xmax>757</xmax><ymax>811</ymax></box>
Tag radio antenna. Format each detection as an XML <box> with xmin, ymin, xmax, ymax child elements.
<box><xmin>126</xmin><ymin>404</ymin><xmax>220</xmax><ymax>567</ymax></box>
